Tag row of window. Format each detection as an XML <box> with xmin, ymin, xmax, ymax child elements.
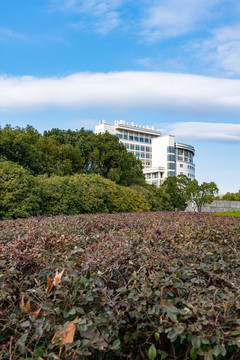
<box><xmin>179</xmin><ymin>164</ymin><xmax>195</xmax><ymax>170</ymax></box>
<box><xmin>177</xmin><ymin>149</ymin><xmax>193</xmax><ymax>158</ymax></box>
<box><xmin>145</xmin><ymin>172</ymin><xmax>164</xmax><ymax>179</ymax></box>
<box><xmin>167</xmin><ymin>171</ymin><xmax>176</xmax><ymax>177</ymax></box>
<box><xmin>124</xmin><ymin>143</ymin><xmax>151</xmax><ymax>152</ymax></box>
<box><xmin>116</xmin><ymin>133</ymin><xmax>152</xmax><ymax>143</ymax></box>
<box><xmin>177</xmin><ymin>156</ymin><xmax>194</xmax><ymax>164</ymax></box>
<box><xmin>167</xmin><ymin>154</ymin><xmax>176</xmax><ymax>161</ymax></box>
<box><xmin>167</xmin><ymin>146</ymin><xmax>175</xmax><ymax>154</ymax></box>
<box><xmin>130</xmin><ymin>151</ymin><xmax>152</xmax><ymax>159</ymax></box>
<box><xmin>167</xmin><ymin>163</ymin><xmax>176</xmax><ymax>170</ymax></box>
<box><xmin>142</xmin><ymin>160</ymin><xmax>151</xmax><ymax>167</ymax></box>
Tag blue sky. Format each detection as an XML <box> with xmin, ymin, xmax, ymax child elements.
<box><xmin>0</xmin><ymin>0</ymin><xmax>240</xmax><ymax>194</ymax></box>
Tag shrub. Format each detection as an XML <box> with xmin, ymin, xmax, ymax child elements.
<box><xmin>0</xmin><ymin>160</ymin><xmax>40</xmax><ymax>219</ymax></box>
<box><xmin>1</xmin><ymin>212</ymin><xmax>240</xmax><ymax>359</ymax></box>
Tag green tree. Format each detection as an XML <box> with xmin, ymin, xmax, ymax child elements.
<box><xmin>86</xmin><ymin>132</ymin><xmax>145</xmax><ymax>186</ymax></box>
<box><xmin>0</xmin><ymin>125</ymin><xmax>43</xmax><ymax>174</ymax></box>
<box><xmin>0</xmin><ymin>160</ymin><xmax>40</xmax><ymax>219</ymax></box>
<box><xmin>221</xmin><ymin>190</ymin><xmax>240</xmax><ymax>201</ymax></box>
<box><xmin>159</xmin><ymin>175</ymin><xmax>191</xmax><ymax>211</ymax></box>
<box><xmin>185</xmin><ymin>180</ymin><xmax>219</xmax><ymax>212</ymax></box>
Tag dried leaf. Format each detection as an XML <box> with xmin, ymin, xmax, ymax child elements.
<box><xmin>20</xmin><ymin>296</ymin><xmax>41</xmax><ymax>319</ymax></box>
<box><xmin>47</xmin><ymin>269</ymin><xmax>64</xmax><ymax>295</ymax></box>
<box><xmin>46</xmin><ymin>274</ymin><xmax>54</xmax><ymax>295</ymax></box>
<box><xmin>51</xmin><ymin>317</ymin><xmax>78</xmax><ymax>357</ymax></box>
<box><xmin>53</xmin><ymin>269</ymin><xmax>65</xmax><ymax>286</ymax></box>
<box><xmin>161</xmin><ymin>298</ymin><xmax>167</xmax><ymax>307</ymax></box>
<box><xmin>31</xmin><ymin>307</ymin><xmax>41</xmax><ymax>320</ymax></box>
<box><xmin>20</xmin><ymin>297</ymin><xmax>31</xmax><ymax>314</ymax></box>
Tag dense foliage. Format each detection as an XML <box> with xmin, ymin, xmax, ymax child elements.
<box><xmin>1</xmin><ymin>212</ymin><xmax>240</xmax><ymax>359</ymax></box>
<box><xmin>0</xmin><ymin>160</ymin><xmax>149</xmax><ymax>219</ymax></box>
<box><xmin>219</xmin><ymin>190</ymin><xmax>240</xmax><ymax>201</ymax></box>
<box><xmin>0</xmin><ymin>125</ymin><xmax>145</xmax><ymax>186</ymax></box>
<box><xmin>185</xmin><ymin>180</ymin><xmax>219</xmax><ymax>212</ymax></box>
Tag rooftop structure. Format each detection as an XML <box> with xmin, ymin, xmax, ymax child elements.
<box><xmin>95</xmin><ymin>120</ymin><xmax>195</xmax><ymax>186</ymax></box>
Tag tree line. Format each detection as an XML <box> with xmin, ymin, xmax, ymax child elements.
<box><xmin>0</xmin><ymin>125</ymin><xmax>145</xmax><ymax>186</ymax></box>
<box><xmin>0</xmin><ymin>125</ymin><xmax>219</xmax><ymax>219</ymax></box>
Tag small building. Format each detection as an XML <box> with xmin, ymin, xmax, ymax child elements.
<box><xmin>95</xmin><ymin>120</ymin><xmax>195</xmax><ymax>185</ymax></box>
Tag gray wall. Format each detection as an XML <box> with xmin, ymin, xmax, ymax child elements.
<box><xmin>185</xmin><ymin>200</ymin><xmax>240</xmax><ymax>212</ymax></box>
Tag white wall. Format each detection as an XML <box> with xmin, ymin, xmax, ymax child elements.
<box><xmin>152</xmin><ymin>135</ymin><xmax>175</xmax><ymax>170</ymax></box>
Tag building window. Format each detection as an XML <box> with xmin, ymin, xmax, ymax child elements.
<box><xmin>129</xmin><ymin>135</ymin><xmax>133</xmax><ymax>141</ymax></box>
<box><xmin>167</xmin><ymin>146</ymin><xmax>175</xmax><ymax>153</ymax></box>
<box><xmin>140</xmin><ymin>137</ymin><xmax>144</xmax><ymax>142</ymax></box>
<box><xmin>180</xmin><ymin>164</ymin><xmax>183</xmax><ymax>167</ymax></box>
<box><xmin>168</xmin><ymin>163</ymin><xmax>176</xmax><ymax>170</ymax></box>
<box><xmin>136</xmin><ymin>152</ymin><xmax>140</xmax><ymax>158</ymax></box>
<box><xmin>178</xmin><ymin>149</ymin><xmax>183</xmax><ymax>155</ymax></box>
<box><xmin>146</xmin><ymin>147</ymin><xmax>150</xmax><ymax>152</ymax></box>
<box><xmin>168</xmin><ymin>171</ymin><xmax>176</xmax><ymax>177</ymax></box>
<box><xmin>124</xmin><ymin>144</ymin><xmax>129</xmax><ymax>149</ymax></box>
<box><xmin>153</xmin><ymin>173</ymin><xmax>159</xmax><ymax>178</ymax></box>
<box><xmin>135</xmin><ymin>145</ymin><xmax>139</xmax><ymax>150</ymax></box>
<box><xmin>134</xmin><ymin>136</ymin><xmax>139</xmax><ymax>141</ymax></box>
<box><xmin>141</xmin><ymin>146</ymin><xmax>145</xmax><ymax>151</ymax></box>
<box><xmin>167</xmin><ymin>154</ymin><xmax>176</xmax><ymax>161</ymax></box>
<box><xmin>130</xmin><ymin>144</ymin><xmax>134</xmax><ymax>150</ymax></box>
<box><xmin>124</xmin><ymin>134</ymin><xmax>128</xmax><ymax>140</ymax></box>
<box><xmin>116</xmin><ymin>134</ymin><xmax>122</xmax><ymax>139</ymax></box>
<box><xmin>146</xmin><ymin>174</ymin><xmax>151</xmax><ymax>179</ymax></box>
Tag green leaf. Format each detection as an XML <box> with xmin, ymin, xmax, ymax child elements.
<box><xmin>148</xmin><ymin>344</ymin><xmax>157</xmax><ymax>360</ymax></box>
<box><xmin>17</xmin><ymin>332</ymin><xmax>28</xmax><ymax>344</ymax></box>
<box><xmin>191</xmin><ymin>335</ymin><xmax>201</xmax><ymax>349</ymax></box>
<box><xmin>213</xmin><ymin>345</ymin><xmax>221</xmax><ymax>357</ymax></box>
<box><xmin>159</xmin><ymin>351</ymin><xmax>168</xmax><ymax>360</ymax></box>
<box><xmin>154</xmin><ymin>332</ymin><xmax>160</xmax><ymax>341</ymax></box>
<box><xmin>190</xmin><ymin>347</ymin><xmax>198</xmax><ymax>360</ymax></box>
<box><xmin>68</xmin><ymin>308</ymin><xmax>76</xmax><ymax>315</ymax></box>
<box><xmin>111</xmin><ymin>339</ymin><xmax>121</xmax><ymax>350</ymax></box>
<box><xmin>220</xmin><ymin>345</ymin><xmax>227</xmax><ymax>356</ymax></box>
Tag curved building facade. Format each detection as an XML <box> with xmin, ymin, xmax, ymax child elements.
<box><xmin>95</xmin><ymin>120</ymin><xmax>195</xmax><ymax>186</ymax></box>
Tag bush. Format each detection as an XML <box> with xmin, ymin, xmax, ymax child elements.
<box><xmin>0</xmin><ymin>162</ymin><xmax>150</xmax><ymax>219</ymax></box>
<box><xmin>0</xmin><ymin>160</ymin><xmax>40</xmax><ymax>219</ymax></box>
<box><xmin>1</xmin><ymin>211</ymin><xmax>240</xmax><ymax>359</ymax></box>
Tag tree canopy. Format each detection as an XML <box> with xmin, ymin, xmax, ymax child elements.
<box><xmin>0</xmin><ymin>125</ymin><xmax>145</xmax><ymax>186</ymax></box>
<box><xmin>185</xmin><ymin>179</ymin><xmax>219</xmax><ymax>211</ymax></box>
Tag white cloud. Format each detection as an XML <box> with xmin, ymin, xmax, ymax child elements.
<box><xmin>201</xmin><ymin>24</ymin><xmax>240</xmax><ymax>76</ymax></box>
<box><xmin>1</xmin><ymin>71</ymin><xmax>240</xmax><ymax>115</ymax></box>
<box><xmin>141</xmin><ymin>0</ymin><xmax>218</xmax><ymax>41</ymax></box>
<box><xmin>0</xmin><ymin>28</ymin><xmax>27</xmax><ymax>40</ymax></box>
<box><xmin>162</xmin><ymin>122</ymin><xmax>240</xmax><ymax>141</ymax></box>
<box><xmin>50</xmin><ymin>0</ymin><xmax>125</xmax><ymax>33</ymax></box>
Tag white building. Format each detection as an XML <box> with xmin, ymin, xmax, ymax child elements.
<box><xmin>95</xmin><ymin>120</ymin><xmax>195</xmax><ymax>186</ymax></box>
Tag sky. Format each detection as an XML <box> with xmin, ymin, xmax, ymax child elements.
<box><xmin>0</xmin><ymin>0</ymin><xmax>240</xmax><ymax>194</ymax></box>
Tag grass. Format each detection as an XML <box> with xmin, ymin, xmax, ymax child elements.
<box><xmin>213</xmin><ymin>210</ymin><xmax>240</xmax><ymax>217</ymax></box>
